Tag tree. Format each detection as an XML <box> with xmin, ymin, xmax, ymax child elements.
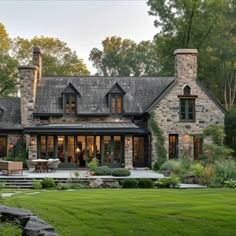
<box><xmin>225</xmin><ymin>108</ymin><xmax>236</xmax><ymax>156</ymax></box>
<box><xmin>0</xmin><ymin>23</ymin><xmax>11</xmax><ymax>54</ymax></box>
<box><xmin>89</xmin><ymin>36</ymin><xmax>160</xmax><ymax>76</ymax></box>
<box><xmin>147</xmin><ymin>0</ymin><xmax>234</xmax><ymax>104</ymax></box>
<box><xmin>0</xmin><ymin>23</ymin><xmax>17</xmax><ymax>96</ymax></box>
<box><xmin>12</xmin><ymin>36</ymin><xmax>89</xmax><ymax>76</ymax></box>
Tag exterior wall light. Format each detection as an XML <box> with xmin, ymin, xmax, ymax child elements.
<box><xmin>31</xmin><ymin>138</ymin><xmax>36</xmax><ymax>145</ymax></box>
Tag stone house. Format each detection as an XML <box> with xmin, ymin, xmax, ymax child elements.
<box><xmin>0</xmin><ymin>48</ymin><xmax>226</xmax><ymax>169</ymax></box>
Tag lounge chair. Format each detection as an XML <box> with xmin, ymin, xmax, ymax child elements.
<box><xmin>26</xmin><ymin>160</ymin><xmax>37</xmax><ymax>172</ymax></box>
<box><xmin>47</xmin><ymin>160</ymin><xmax>60</xmax><ymax>172</ymax></box>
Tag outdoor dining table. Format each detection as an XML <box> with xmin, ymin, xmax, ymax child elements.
<box><xmin>32</xmin><ymin>159</ymin><xmax>49</xmax><ymax>173</ymax></box>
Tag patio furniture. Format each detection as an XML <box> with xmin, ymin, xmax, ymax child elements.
<box><xmin>47</xmin><ymin>159</ymin><xmax>60</xmax><ymax>172</ymax></box>
<box><xmin>26</xmin><ymin>160</ymin><xmax>37</xmax><ymax>172</ymax></box>
<box><xmin>0</xmin><ymin>161</ymin><xmax>23</xmax><ymax>175</ymax></box>
<box><xmin>32</xmin><ymin>159</ymin><xmax>49</xmax><ymax>173</ymax></box>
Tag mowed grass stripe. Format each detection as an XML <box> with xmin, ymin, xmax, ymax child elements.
<box><xmin>4</xmin><ymin>189</ymin><xmax>236</xmax><ymax>236</ymax></box>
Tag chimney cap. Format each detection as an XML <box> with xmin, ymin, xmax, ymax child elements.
<box><xmin>174</xmin><ymin>49</ymin><xmax>198</xmax><ymax>55</ymax></box>
<box><xmin>33</xmin><ymin>46</ymin><xmax>41</xmax><ymax>54</ymax></box>
<box><xmin>18</xmin><ymin>64</ymin><xmax>38</xmax><ymax>70</ymax></box>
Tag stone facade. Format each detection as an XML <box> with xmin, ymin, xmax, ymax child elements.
<box><xmin>151</xmin><ymin>49</ymin><xmax>225</xmax><ymax>161</ymax></box>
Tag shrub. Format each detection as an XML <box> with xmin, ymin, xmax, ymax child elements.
<box><xmin>190</xmin><ymin>163</ymin><xmax>204</xmax><ymax>177</ymax></box>
<box><xmin>94</xmin><ymin>166</ymin><xmax>112</xmax><ymax>176</ymax></box>
<box><xmin>56</xmin><ymin>183</ymin><xmax>71</xmax><ymax>190</ymax></box>
<box><xmin>160</xmin><ymin>160</ymin><xmax>182</xmax><ymax>174</ymax></box>
<box><xmin>122</xmin><ymin>179</ymin><xmax>138</xmax><ymax>188</ymax></box>
<box><xmin>155</xmin><ymin>176</ymin><xmax>180</xmax><ymax>188</ymax></box>
<box><xmin>214</xmin><ymin>160</ymin><xmax>236</xmax><ymax>184</ymax></box>
<box><xmin>112</xmin><ymin>168</ymin><xmax>131</xmax><ymax>177</ymax></box>
<box><xmin>41</xmin><ymin>178</ymin><xmax>56</xmax><ymax>189</ymax></box>
<box><xmin>87</xmin><ymin>158</ymin><xmax>98</xmax><ymax>174</ymax></box>
<box><xmin>32</xmin><ymin>181</ymin><xmax>42</xmax><ymax>189</ymax></box>
<box><xmin>138</xmin><ymin>179</ymin><xmax>153</xmax><ymax>188</ymax></box>
<box><xmin>224</xmin><ymin>179</ymin><xmax>236</xmax><ymax>188</ymax></box>
<box><xmin>199</xmin><ymin>165</ymin><xmax>216</xmax><ymax>186</ymax></box>
<box><xmin>153</xmin><ymin>161</ymin><xmax>161</xmax><ymax>171</ymax></box>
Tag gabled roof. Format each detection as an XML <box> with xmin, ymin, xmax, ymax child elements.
<box><xmin>61</xmin><ymin>83</ymin><xmax>81</xmax><ymax>96</ymax></box>
<box><xmin>106</xmin><ymin>82</ymin><xmax>126</xmax><ymax>95</ymax></box>
<box><xmin>0</xmin><ymin>98</ymin><xmax>22</xmax><ymax>130</ymax></box>
<box><xmin>34</xmin><ymin>76</ymin><xmax>175</xmax><ymax>115</ymax></box>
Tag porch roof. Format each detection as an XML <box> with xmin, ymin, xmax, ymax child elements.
<box><xmin>24</xmin><ymin>122</ymin><xmax>150</xmax><ymax>135</ymax></box>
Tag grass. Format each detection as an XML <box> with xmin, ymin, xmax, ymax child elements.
<box><xmin>3</xmin><ymin>188</ymin><xmax>236</xmax><ymax>236</ymax></box>
<box><xmin>0</xmin><ymin>222</ymin><xmax>22</xmax><ymax>236</ymax></box>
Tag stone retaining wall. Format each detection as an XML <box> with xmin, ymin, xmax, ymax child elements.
<box><xmin>0</xmin><ymin>205</ymin><xmax>58</xmax><ymax>236</ymax></box>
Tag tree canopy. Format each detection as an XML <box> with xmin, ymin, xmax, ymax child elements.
<box><xmin>12</xmin><ymin>36</ymin><xmax>89</xmax><ymax>76</ymax></box>
<box><xmin>147</xmin><ymin>0</ymin><xmax>236</xmax><ymax>109</ymax></box>
<box><xmin>89</xmin><ymin>36</ymin><xmax>160</xmax><ymax>76</ymax></box>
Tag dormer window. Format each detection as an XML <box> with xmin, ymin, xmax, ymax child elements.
<box><xmin>65</xmin><ymin>95</ymin><xmax>76</xmax><ymax>115</ymax></box>
<box><xmin>111</xmin><ymin>95</ymin><xmax>122</xmax><ymax>114</ymax></box>
<box><xmin>106</xmin><ymin>82</ymin><xmax>126</xmax><ymax>115</ymax></box>
<box><xmin>61</xmin><ymin>83</ymin><xmax>80</xmax><ymax>116</ymax></box>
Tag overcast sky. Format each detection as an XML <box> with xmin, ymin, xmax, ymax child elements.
<box><xmin>0</xmin><ymin>0</ymin><xmax>157</xmax><ymax>74</ymax></box>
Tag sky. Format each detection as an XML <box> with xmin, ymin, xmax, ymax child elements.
<box><xmin>0</xmin><ymin>0</ymin><xmax>157</xmax><ymax>74</ymax></box>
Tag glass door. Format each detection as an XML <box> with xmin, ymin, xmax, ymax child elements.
<box><xmin>133</xmin><ymin>136</ymin><xmax>148</xmax><ymax>167</ymax></box>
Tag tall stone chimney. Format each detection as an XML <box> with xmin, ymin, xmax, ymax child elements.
<box><xmin>174</xmin><ymin>49</ymin><xmax>198</xmax><ymax>82</ymax></box>
<box><xmin>32</xmin><ymin>47</ymin><xmax>42</xmax><ymax>83</ymax></box>
<box><xmin>18</xmin><ymin>64</ymin><xmax>38</xmax><ymax>127</ymax></box>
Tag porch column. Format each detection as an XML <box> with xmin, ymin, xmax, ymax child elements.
<box><xmin>28</xmin><ymin>135</ymin><xmax>37</xmax><ymax>160</ymax></box>
<box><xmin>124</xmin><ymin>135</ymin><xmax>133</xmax><ymax>169</ymax></box>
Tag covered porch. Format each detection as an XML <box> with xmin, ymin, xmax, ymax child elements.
<box><xmin>25</xmin><ymin>122</ymin><xmax>151</xmax><ymax>169</ymax></box>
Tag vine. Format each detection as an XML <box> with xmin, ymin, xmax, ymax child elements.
<box><xmin>150</xmin><ymin>112</ymin><xmax>167</xmax><ymax>169</ymax></box>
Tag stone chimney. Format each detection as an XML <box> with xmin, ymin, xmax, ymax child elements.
<box><xmin>174</xmin><ymin>49</ymin><xmax>198</xmax><ymax>82</ymax></box>
<box><xmin>32</xmin><ymin>46</ymin><xmax>42</xmax><ymax>83</ymax></box>
<box><xmin>18</xmin><ymin>64</ymin><xmax>38</xmax><ymax>127</ymax></box>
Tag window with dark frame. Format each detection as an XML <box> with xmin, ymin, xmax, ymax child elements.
<box><xmin>65</xmin><ymin>95</ymin><xmax>76</xmax><ymax>115</ymax></box>
<box><xmin>180</xmin><ymin>99</ymin><xmax>195</xmax><ymax>121</ymax></box>
<box><xmin>110</xmin><ymin>95</ymin><xmax>122</xmax><ymax>115</ymax></box>
<box><xmin>194</xmin><ymin>137</ymin><xmax>203</xmax><ymax>160</ymax></box>
<box><xmin>169</xmin><ymin>134</ymin><xmax>178</xmax><ymax>159</ymax></box>
<box><xmin>179</xmin><ymin>85</ymin><xmax>196</xmax><ymax>121</ymax></box>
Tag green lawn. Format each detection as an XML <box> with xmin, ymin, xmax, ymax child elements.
<box><xmin>3</xmin><ymin>189</ymin><xmax>236</xmax><ymax>236</ymax></box>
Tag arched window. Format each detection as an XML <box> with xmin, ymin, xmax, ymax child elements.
<box><xmin>183</xmin><ymin>85</ymin><xmax>191</xmax><ymax>96</ymax></box>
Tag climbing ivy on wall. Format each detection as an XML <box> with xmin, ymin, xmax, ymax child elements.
<box><xmin>150</xmin><ymin>112</ymin><xmax>167</xmax><ymax>169</ymax></box>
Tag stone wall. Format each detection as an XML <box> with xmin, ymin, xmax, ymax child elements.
<box><xmin>124</xmin><ymin>135</ymin><xmax>133</xmax><ymax>169</ymax></box>
<box><xmin>18</xmin><ymin>65</ymin><xmax>38</xmax><ymax>127</ymax></box>
<box><xmin>151</xmin><ymin>49</ymin><xmax>225</xmax><ymax>161</ymax></box>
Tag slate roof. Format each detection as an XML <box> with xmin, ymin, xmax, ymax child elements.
<box><xmin>0</xmin><ymin>98</ymin><xmax>22</xmax><ymax>130</ymax></box>
<box><xmin>34</xmin><ymin>76</ymin><xmax>175</xmax><ymax>115</ymax></box>
<box><xmin>24</xmin><ymin>122</ymin><xmax>149</xmax><ymax>134</ymax></box>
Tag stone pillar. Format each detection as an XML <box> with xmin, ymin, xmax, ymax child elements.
<box><xmin>18</xmin><ymin>65</ymin><xmax>38</xmax><ymax>127</ymax></box>
<box><xmin>32</xmin><ymin>47</ymin><xmax>42</xmax><ymax>83</ymax></box>
<box><xmin>28</xmin><ymin>135</ymin><xmax>37</xmax><ymax>160</ymax></box>
<box><xmin>124</xmin><ymin>136</ymin><xmax>133</xmax><ymax>169</ymax></box>
<box><xmin>174</xmin><ymin>49</ymin><xmax>198</xmax><ymax>82</ymax></box>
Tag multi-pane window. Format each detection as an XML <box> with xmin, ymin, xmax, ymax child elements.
<box><xmin>180</xmin><ymin>99</ymin><xmax>195</xmax><ymax>121</ymax></box>
<box><xmin>169</xmin><ymin>134</ymin><xmax>178</xmax><ymax>159</ymax></box>
<box><xmin>111</xmin><ymin>95</ymin><xmax>122</xmax><ymax>114</ymax></box>
<box><xmin>65</xmin><ymin>95</ymin><xmax>76</xmax><ymax>115</ymax></box>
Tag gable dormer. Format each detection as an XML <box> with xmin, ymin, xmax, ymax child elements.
<box><xmin>106</xmin><ymin>82</ymin><xmax>126</xmax><ymax>115</ymax></box>
<box><xmin>61</xmin><ymin>83</ymin><xmax>80</xmax><ymax>116</ymax></box>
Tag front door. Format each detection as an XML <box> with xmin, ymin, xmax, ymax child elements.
<box><xmin>0</xmin><ymin>136</ymin><xmax>7</xmax><ymax>157</ymax></box>
<box><xmin>102</xmin><ymin>136</ymin><xmax>123</xmax><ymax>167</ymax></box>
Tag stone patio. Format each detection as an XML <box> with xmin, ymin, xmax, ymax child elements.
<box><xmin>0</xmin><ymin>169</ymin><xmax>165</xmax><ymax>179</ymax></box>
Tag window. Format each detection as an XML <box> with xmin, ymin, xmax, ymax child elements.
<box><xmin>110</xmin><ymin>95</ymin><xmax>122</xmax><ymax>114</ymax></box>
<box><xmin>180</xmin><ymin>99</ymin><xmax>195</xmax><ymax>121</ymax></box>
<box><xmin>169</xmin><ymin>134</ymin><xmax>178</xmax><ymax>159</ymax></box>
<box><xmin>183</xmin><ymin>85</ymin><xmax>191</xmax><ymax>95</ymax></box>
<box><xmin>194</xmin><ymin>137</ymin><xmax>203</xmax><ymax>160</ymax></box>
<box><xmin>0</xmin><ymin>136</ymin><xmax>7</xmax><ymax>157</ymax></box>
<box><xmin>65</xmin><ymin>95</ymin><xmax>76</xmax><ymax>115</ymax></box>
